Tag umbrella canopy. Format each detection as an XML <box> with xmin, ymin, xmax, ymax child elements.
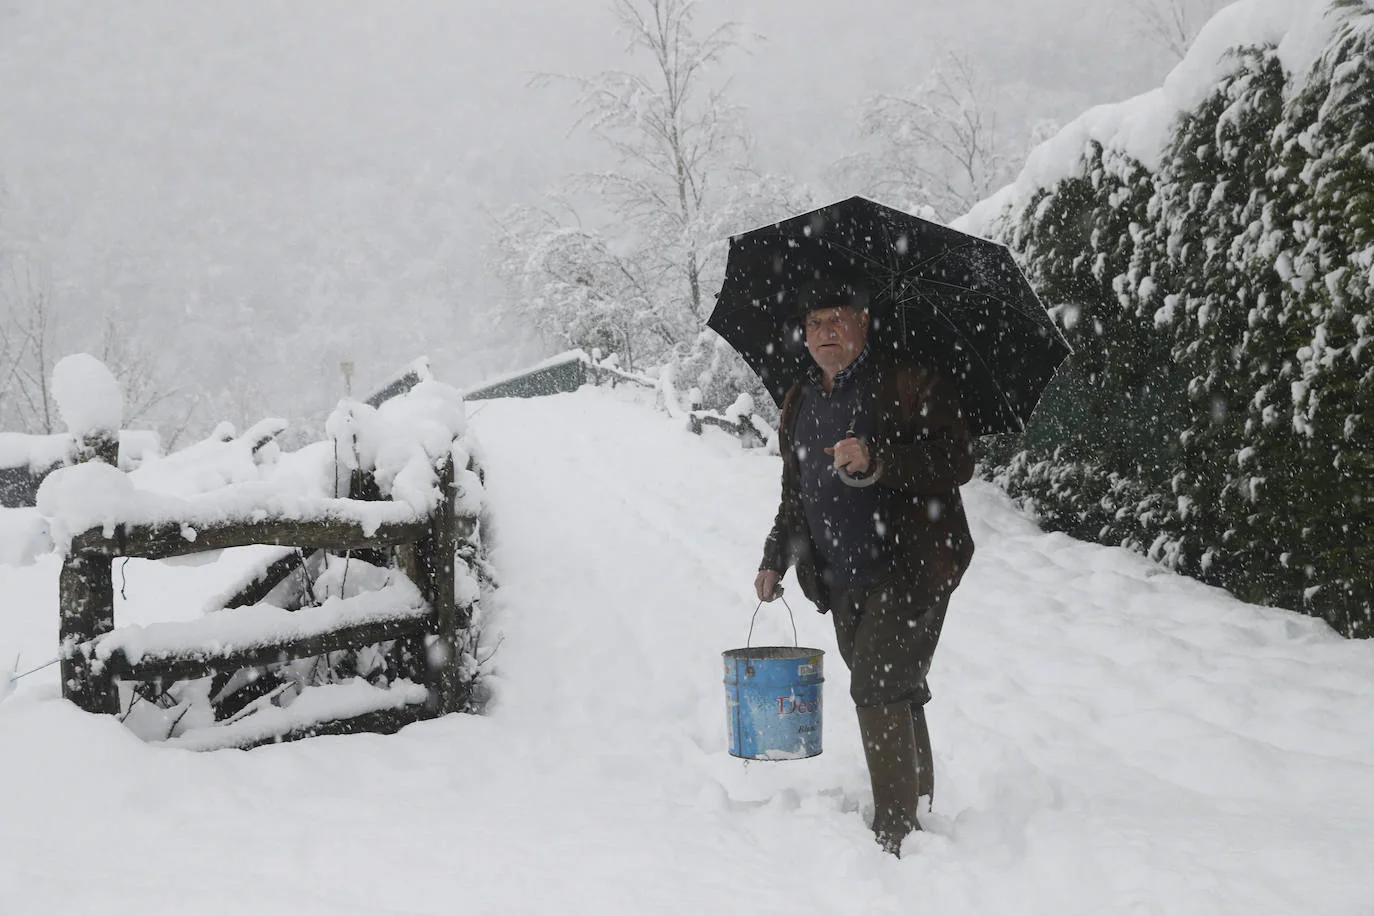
<box><xmin>707</xmin><ymin>196</ymin><xmax>1072</xmax><ymax>437</ymax></box>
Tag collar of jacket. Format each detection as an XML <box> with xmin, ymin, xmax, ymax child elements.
<box><xmin>806</xmin><ymin>343</ymin><xmax>872</xmax><ymax>390</ymax></box>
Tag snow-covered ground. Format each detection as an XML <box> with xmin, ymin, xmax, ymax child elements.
<box><xmin>2</xmin><ymin>384</ymin><xmax>1373</xmax><ymax>914</ymax></box>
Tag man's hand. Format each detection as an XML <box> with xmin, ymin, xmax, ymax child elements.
<box><xmin>825</xmin><ymin>437</ymin><xmax>871</xmax><ymax>476</ymax></box>
<box><xmin>754</xmin><ymin>569</ymin><xmax>783</xmax><ymax>602</ymax></box>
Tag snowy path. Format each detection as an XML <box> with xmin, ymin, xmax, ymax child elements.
<box><xmin>2</xmin><ymin>385</ymin><xmax>1373</xmax><ymax>914</ymax></box>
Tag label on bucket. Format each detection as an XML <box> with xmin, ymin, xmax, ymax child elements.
<box><xmin>724</xmin><ymin>653</ymin><xmax>824</xmax><ymax>761</ymax></box>
<box><xmin>777</xmin><ymin>693</ymin><xmax>819</xmax><ymax>716</ymax></box>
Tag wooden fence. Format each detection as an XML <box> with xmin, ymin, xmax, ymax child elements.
<box><xmin>55</xmin><ymin>370</ymin><xmax>486</xmax><ymax>750</ymax></box>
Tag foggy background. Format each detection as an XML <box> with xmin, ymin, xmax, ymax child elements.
<box><xmin>0</xmin><ymin>0</ymin><xmax>1189</xmax><ymax>443</ymax></box>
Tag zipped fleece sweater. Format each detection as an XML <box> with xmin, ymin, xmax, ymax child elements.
<box><xmin>759</xmin><ymin>356</ymin><xmax>976</xmax><ymax>613</ymax></box>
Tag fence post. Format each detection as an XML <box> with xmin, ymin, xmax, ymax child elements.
<box><xmin>59</xmin><ymin>550</ymin><xmax>118</xmax><ymax>714</ymax></box>
<box><xmin>452</xmin><ymin>459</ymin><xmax>480</xmax><ymax>709</ymax></box>
<box><xmin>58</xmin><ymin>429</ymin><xmax>121</xmax><ymax>714</ymax></box>
<box><xmin>78</xmin><ymin>431</ymin><xmax>119</xmax><ymax>468</ymax></box>
<box><xmin>418</xmin><ymin>453</ymin><xmax>463</xmax><ymax>714</ymax></box>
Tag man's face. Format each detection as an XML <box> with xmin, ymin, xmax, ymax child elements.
<box><xmin>804</xmin><ymin>305</ymin><xmax>869</xmax><ymax>375</ymax></box>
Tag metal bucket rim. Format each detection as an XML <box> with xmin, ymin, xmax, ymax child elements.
<box><xmin>722</xmin><ymin>646</ymin><xmax>825</xmax><ymax>661</ymax></box>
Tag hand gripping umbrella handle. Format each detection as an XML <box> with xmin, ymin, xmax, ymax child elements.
<box><xmin>839</xmin><ymin>423</ymin><xmax>879</xmax><ymax>488</ymax></box>
<box><xmin>748</xmin><ymin>596</ymin><xmax>799</xmax><ymax>648</ymax></box>
<box><xmin>838</xmin><ymin>468</ymin><xmax>879</xmax><ymax>488</ymax></box>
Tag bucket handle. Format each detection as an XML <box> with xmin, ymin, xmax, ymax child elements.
<box><xmin>748</xmin><ymin>596</ymin><xmax>799</xmax><ymax>649</ymax></box>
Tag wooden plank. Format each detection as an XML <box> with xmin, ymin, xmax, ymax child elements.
<box><xmin>346</xmin><ymin>469</ymin><xmax>391</xmax><ymax>568</ymax></box>
<box><xmin>222</xmin><ymin>550</ymin><xmax>308</xmax><ymax>610</ymax></box>
<box><xmin>104</xmin><ymin>609</ymin><xmax>438</xmax><ymax>684</ymax></box>
<box><xmin>364</xmin><ymin>368</ymin><xmax>427</xmax><ymax>409</ymax></box>
<box><xmin>430</xmin><ymin>456</ymin><xmax>464</xmax><ymax>713</ymax></box>
<box><xmin>171</xmin><ymin>704</ymin><xmax>435</xmax><ymax>752</ymax></box>
<box><xmin>454</xmin><ymin>518</ymin><xmax>477</xmax><ymax>632</ymax></box>
<box><xmin>391</xmin><ymin>541</ymin><xmax>431</xmax><ymax>691</ymax></box>
<box><xmin>71</xmin><ymin>516</ymin><xmax>430</xmax><ymax>561</ymax></box>
<box><xmin>697</xmin><ymin>414</ymin><xmax>765</xmax><ymax>447</ymax></box>
<box><xmin>79</xmin><ymin>432</ymin><xmax>119</xmax><ymax>467</ymax></box>
<box><xmin>348</xmin><ymin>469</ymin><xmax>383</xmax><ymax>502</ymax></box>
<box><xmin>59</xmin><ymin>552</ymin><xmax>119</xmax><ymax>714</ymax></box>
<box><xmin>0</xmin><ymin>463</ymin><xmax>61</xmax><ymax>509</ymax></box>
<box><xmin>246</xmin><ymin>421</ymin><xmax>288</xmax><ymax>454</ymax></box>
<box><xmin>211</xmin><ymin>666</ymin><xmax>284</xmax><ymax>722</ymax></box>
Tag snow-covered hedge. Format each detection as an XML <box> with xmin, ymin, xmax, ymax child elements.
<box><xmin>960</xmin><ymin>0</ymin><xmax>1374</xmax><ymax>636</ymax></box>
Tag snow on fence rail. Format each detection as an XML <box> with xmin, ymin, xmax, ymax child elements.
<box><xmin>23</xmin><ymin>354</ymin><xmax>492</xmax><ymax>750</ymax></box>
<box><xmin>0</xmin><ymin>427</ymin><xmax>165</xmax><ymax>510</ymax></box>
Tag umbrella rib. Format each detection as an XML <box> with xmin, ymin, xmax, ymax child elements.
<box><xmin>910</xmin><ymin>288</ymin><xmax>1022</xmax><ymax>430</ymax></box>
<box><xmin>909</xmin><ymin>240</ymin><xmax>976</xmax><ymax>273</ymax></box>
<box><xmin>908</xmin><ymin>285</ymin><xmax>1049</xmax><ymax>335</ymax></box>
<box><xmin>913</xmin><ymin>277</ymin><xmax>1042</xmax><ymax>321</ymax></box>
<box><xmin>877</xmin><ymin>221</ymin><xmax>905</xmax><ymax>305</ymax></box>
<box><xmin>913</xmin><ymin>276</ymin><xmax>1007</xmax><ymax>298</ymax></box>
<box><xmin>813</xmin><ymin>236</ymin><xmax>896</xmax><ymax>277</ymax></box>
<box><xmin>909</xmin><ymin>282</ymin><xmax>1070</xmax><ymax>352</ymax></box>
<box><xmin>896</xmin><ymin>284</ymin><xmax>964</xmax><ymax>338</ymax></box>
<box><xmin>908</xmin><ymin>242</ymin><xmax>1048</xmax><ymax>321</ymax></box>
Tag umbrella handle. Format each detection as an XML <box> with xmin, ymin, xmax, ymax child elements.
<box><xmin>839</xmin><ymin>468</ymin><xmax>879</xmax><ymax>488</ymax></box>
<box><xmin>839</xmin><ymin>426</ymin><xmax>879</xmax><ymax>488</ymax></box>
<box><xmin>748</xmin><ymin>597</ymin><xmax>799</xmax><ymax>648</ymax></box>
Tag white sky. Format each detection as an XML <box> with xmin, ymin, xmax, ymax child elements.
<box><xmin>0</xmin><ymin>0</ymin><xmax>1183</xmax><ymax>414</ymax></box>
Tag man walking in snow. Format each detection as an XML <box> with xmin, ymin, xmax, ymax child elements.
<box><xmin>753</xmin><ymin>277</ymin><xmax>975</xmax><ymax>857</ymax></box>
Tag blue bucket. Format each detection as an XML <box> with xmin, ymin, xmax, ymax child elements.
<box><xmin>723</xmin><ymin>644</ymin><xmax>825</xmax><ymax>760</ymax></box>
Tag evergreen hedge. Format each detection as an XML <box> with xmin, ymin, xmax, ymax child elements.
<box><xmin>978</xmin><ymin>5</ymin><xmax>1374</xmax><ymax>637</ymax></box>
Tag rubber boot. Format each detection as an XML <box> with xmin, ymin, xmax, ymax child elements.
<box><xmin>856</xmin><ymin>701</ymin><xmax>922</xmax><ymax>857</ymax></box>
<box><xmin>912</xmin><ymin>704</ymin><xmax>934</xmax><ymax>808</ymax></box>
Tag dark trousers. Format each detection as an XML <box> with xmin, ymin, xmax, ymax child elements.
<box><xmin>830</xmin><ymin>573</ymin><xmax>951</xmax><ymax>708</ymax></box>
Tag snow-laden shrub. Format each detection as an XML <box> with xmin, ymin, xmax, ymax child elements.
<box><xmin>974</xmin><ymin>4</ymin><xmax>1374</xmax><ymax>636</ymax></box>
<box><xmin>662</xmin><ymin>331</ymin><xmax>780</xmax><ymax>425</ymax></box>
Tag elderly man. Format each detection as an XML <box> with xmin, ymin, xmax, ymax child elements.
<box><xmin>753</xmin><ymin>278</ymin><xmax>975</xmax><ymax>856</ymax></box>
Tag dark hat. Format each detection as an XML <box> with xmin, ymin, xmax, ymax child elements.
<box><xmin>795</xmin><ymin>276</ymin><xmax>871</xmax><ymax>317</ymax></box>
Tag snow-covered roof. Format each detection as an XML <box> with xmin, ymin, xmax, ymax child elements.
<box><xmin>462</xmin><ymin>349</ymin><xmax>589</xmax><ymax>396</ymax></box>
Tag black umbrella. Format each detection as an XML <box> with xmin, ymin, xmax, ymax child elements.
<box><xmin>707</xmin><ymin>196</ymin><xmax>1071</xmax><ymax>437</ymax></box>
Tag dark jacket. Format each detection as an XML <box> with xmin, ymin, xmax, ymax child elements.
<box><xmin>759</xmin><ymin>357</ymin><xmax>975</xmax><ymax>612</ymax></box>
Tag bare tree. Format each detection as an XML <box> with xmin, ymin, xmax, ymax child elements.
<box><xmin>832</xmin><ymin>51</ymin><xmax>1016</xmax><ymax>222</ymax></box>
<box><xmin>0</xmin><ymin>255</ymin><xmax>58</xmax><ymax>433</ymax></box>
<box><xmin>488</xmin><ymin>204</ymin><xmax>659</xmax><ymax>370</ymax></box>
<box><xmin>0</xmin><ymin>250</ymin><xmax>187</xmax><ymax>440</ymax></box>
<box><xmin>1117</xmin><ymin>0</ymin><xmax>1230</xmax><ymax>62</ymax></box>
<box><xmin>96</xmin><ymin>312</ymin><xmax>179</xmax><ymax>429</ymax></box>
<box><xmin>492</xmin><ymin>0</ymin><xmax>812</xmax><ymax>372</ymax></box>
<box><xmin>534</xmin><ymin>0</ymin><xmax>750</xmax><ymax>339</ymax></box>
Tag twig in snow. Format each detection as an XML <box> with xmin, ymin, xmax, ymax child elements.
<box><xmin>163</xmin><ymin>702</ymin><xmax>194</xmax><ymax>741</ymax></box>
<box><xmin>475</xmin><ymin>634</ymin><xmax>505</xmax><ymax>667</ymax></box>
